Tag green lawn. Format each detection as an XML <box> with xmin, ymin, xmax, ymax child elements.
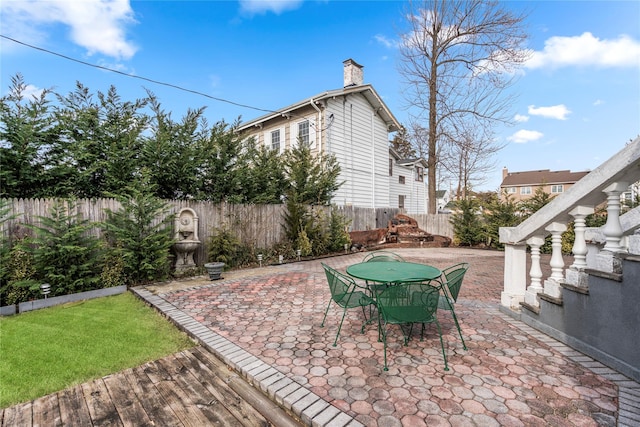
<box><xmin>0</xmin><ymin>292</ymin><xmax>194</xmax><ymax>408</ymax></box>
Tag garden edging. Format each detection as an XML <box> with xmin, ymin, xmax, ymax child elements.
<box><xmin>1</xmin><ymin>285</ymin><xmax>127</xmax><ymax>316</ymax></box>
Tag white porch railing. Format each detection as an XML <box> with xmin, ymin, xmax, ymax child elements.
<box><xmin>499</xmin><ymin>138</ymin><xmax>640</xmax><ymax>310</ymax></box>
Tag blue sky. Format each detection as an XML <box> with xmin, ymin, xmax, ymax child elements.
<box><xmin>1</xmin><ymin>0</ymin><xmax>639</xmax><ymax>192</ymax></box>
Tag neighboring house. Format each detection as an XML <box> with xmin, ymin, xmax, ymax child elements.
<box><xmin>435</xmin><ymin>189</ymin><xmax>451</xmax><ymax>213</ymax></box>
<box><xmin>238</xmin><ymin>59</ymin><xmax>429</xmax><ymax>213</ymax></box>
<box><xmin>388</xmin><ymin>148</ymin><xmax>427</xmax><ymax>214</ymax></box>
<box><xmin>500</xmin><ymin>168</ymin><xmax>590</xmax><ymax>202</ymax></box>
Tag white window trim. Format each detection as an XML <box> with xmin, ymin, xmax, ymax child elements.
<box><xmin>264</xmin><ymin>127</ymin><xmax>285</xmax><ymax>154</ymax></box>
<box><xmin>551</xmin><ymin>184</ymin><xmax>564</xmax><ymax>193</ymax></box>
<box><xmin>290</xmin><ymin>119</ymin><xmax>316</xmax><ymax>149</ymax></box>
<box><xmin>520</xmin><ymin>186</ymin><xmax>532</xmax><ymax>195</ymax></box>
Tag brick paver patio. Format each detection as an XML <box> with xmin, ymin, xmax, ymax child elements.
<box><xmin>139</xmin><ymin>248</ymin><xmax>639</xmax><ymax>426</ymax></box>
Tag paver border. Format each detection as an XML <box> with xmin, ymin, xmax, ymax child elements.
<box><xmin>132</xmin><ymin>287</ymin><xmax>364</xmax><ymax>427</ymax></box>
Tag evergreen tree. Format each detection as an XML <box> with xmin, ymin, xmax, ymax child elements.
<box><xmin>483</xmin><ymin>194</ymin><xmax>521</xmax><ymax>249</ymax></box>
<box><xmin>450</xmin><ymin>198</ymin><xmax>484</xmax><ymax>246</ymax></box>
<box><xmin>0</xmin><ymin>74</ymin><xmax>57</xmax><ymax>198</ymax></box>
<box><xmin>103</xmin><ymin>176</ymin><xmax>174</xmax><ymax>285</ymax></box>
<box><xmin>27</xmin><ymin>200</ymin><xmax>103</xmax><ymax>295</ymax></box>
<box><xmin>142</xmin><ymin>94</ymin><xmax>203</xmax><ymax>199</ymax></box>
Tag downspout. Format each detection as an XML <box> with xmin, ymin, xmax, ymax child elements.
<box><xmin>310</xmin><ymin>98</ymin><xmax>322</xmax><ymax>154</ymax></box>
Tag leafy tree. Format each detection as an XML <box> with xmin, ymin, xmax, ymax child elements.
<box><xmin>398</xmin><ymin>0</ymin><xmax>529</xmax><ymax>213</ymax></box>
<box><xmin>53</xmin><ymin>83</ymin><xmax>149</xmax><ymax>198</ymax></box>
<box><xmin>283</xmin><ymin>143</ymin><xmax>342</xmax><ymax>205</ymax></box>
<box><xmin>236</xmin><ymin>139</ymin><xmax>287</xmax><ymax>204</ymax></box>
<box><xmin>483</xmin><ymin>194</ymin><xmax>521</xmax><ymax>249</ymax></box>
<box><xmin>327</xmin><ymin>208</ymin><xmax>352</xmax><ymax>253</ymax></box>
<box><xmin>142</xmin><ymin>94</ymin><xmax>203</xmax><ymax>199</ymax></box>
<box><xmin>26</xmin><ymin>200</ymin><xmax>104</xmax><ymax>296</ymax></box>
<box><xmin>195</xmin><ymin>118</ymin><xmax>245</xmax><ymax>202</ymax></box>
<box><xmin>520</xmin><ymin>186</ymin><xmax>555</xmax><ymax>216</ymax></box>
<box><xmin>102</xmin><ymin>177</ymin><xmax>174</xmax><ymax>285</ymax></box>
<box><xmin>282</xmin><ymin>143</ymin><xmax>342</xmax><ymax>252</ymax></box>
<box><xmin>0</xmin><ymin>74</ymin><xmax>57</xmax><ymax>198</ymax></box>
<box><xmin>450</xmin><ymin>198</ymin><xmax>484</xmax><ymax>246</ymax></box>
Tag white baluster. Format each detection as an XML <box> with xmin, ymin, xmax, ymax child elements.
<box><xmin>569</xmin><ymin>206</ymin><xmax>594</xmax><ymax>269</ymax></box>
<box><xmin>524</xmin><ymin>235</ymin><xmax>545</xmax><ymax>307</ymax></box>
<box><xmin>544</xmin><ymin>222</ymin><xmax>567</xmax><ymax>299</ymax></box>
<box><xmin>602</xmin><ymin>182</ymin><xmax>628</xmax><ymax>253</ymax></box>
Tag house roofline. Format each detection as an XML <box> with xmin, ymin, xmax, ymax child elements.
<box><xmin>238</xmin><ymin>84</ymin><xmax>401</xmax><ymax>133</ymax></box>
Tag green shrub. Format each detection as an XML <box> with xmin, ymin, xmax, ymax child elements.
<box><xmin>103</xmin><ymin>180</ymin><xmax>174</xmax><ymax>286</ymax></box>
<box><xmin>327</xmin><ymin>208</ymin><xmax>351</xmax><ymax>253</ymax></box>
<box><xmin>27</xmin><ymin>200</ymin><xmax>103</xmax><ymax>296</ymax></box>
<box><xmin>450</xmin><ymin>199</ymin><xmax>484</xmax><ymax>246</ymax></box>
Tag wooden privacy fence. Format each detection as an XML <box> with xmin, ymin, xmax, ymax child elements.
<box><xmin>1</xmin><ymin>198</ymin><xmax>453</xmax><ymax>264</ymax></box>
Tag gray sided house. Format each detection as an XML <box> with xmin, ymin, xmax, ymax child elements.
<box><xmin>238</xmin><ymin>59</ymin><xmax>428</xmax><ymax>213</ymax></box>
<box><xmin>388</xmin><ymin>148</ymin><xmax>427</xmax><ymax>214</ymax></box>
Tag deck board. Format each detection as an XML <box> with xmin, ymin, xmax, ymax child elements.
<box><xmin>1</xmin><ymin>347</ymin><xmax>302</xmax><ymax>427</ymax></box>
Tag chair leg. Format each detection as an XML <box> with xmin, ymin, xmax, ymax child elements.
<box><xmin>449</xmin><ymin>307</ymin><xmax>467</xmax><ymax>350</ymax></box>
<box><xmin>333</xmin><ymin>308</ymin><xmax>349</xmax><ymax>347</ymax></box>
<box><xmin>320</xmin><ymin>300</ymin><xmax>333</xmax><ymax>327</ymax></box>
<box><xmin>433</xmin><ymin>320</ymin><xmax>449</xmax><ymax>371</ymax></box>
<box><xmin>442</xmin><ymin>296</ymin><xmax>467</xmax><ymax>351</ymax></box>
<box><xmin>381</xmin><ymin>324</ymin><xmax>389</xmax><ymax>371</ymax></box>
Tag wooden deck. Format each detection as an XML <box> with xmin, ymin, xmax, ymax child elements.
<box><xmin>1</xmin><ymin>346</ymin><xmax>303</xmax><ymax>427</ymax></box>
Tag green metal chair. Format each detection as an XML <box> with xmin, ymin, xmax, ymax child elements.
<box><xmin>377</xmin><ymin>282</ymin><xmax>448</xmax><ymax>371</ymax></box>
<box><xmin>321</xmin><ymin>263</ymin><xmax>376</xmax><ymax>347</ymax></box>
<box><xmin>363</xmin><ymin>250</ymin><xmax>406</xmax><ymax>263</ymax></box>
<box><xmin>435</xmin><ymin>262</ymin><xmax>470</xmax><ymax>350</ymax></box>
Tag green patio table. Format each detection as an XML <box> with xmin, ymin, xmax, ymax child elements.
<box><xmin>346</xmin><ymin>261</ymin><xmax>441</xmax><ymax>284</ymax></box>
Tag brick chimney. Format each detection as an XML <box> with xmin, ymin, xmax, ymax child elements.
<box><xmin>502</xmin><ymin>167</ymin><xmax>509</xmax><ymax>180</ymax></box>
<box><xmin>343</xmin><ymin>58</ymin><xmax>363</xmax><ymax>87</ymax></box>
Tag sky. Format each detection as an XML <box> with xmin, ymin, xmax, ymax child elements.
<box><xmin>1</xmin><ymin>0</ymin><xmax>639</xmax><ymax>192</ymax></box>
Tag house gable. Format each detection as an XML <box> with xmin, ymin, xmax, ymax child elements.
<box><xmin>236</xmin><ymin>59</ymin><xmax>426</xmax><ymax>212</ymax></box>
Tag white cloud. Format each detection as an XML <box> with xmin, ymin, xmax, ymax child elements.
<box><xmin>593</xmin><ymin>99</ymin><xmax>604</xmax><ymax>106</ymax></box>
<box><xmin>1</xmin><ymin>0</ymin><xmax>138</xmax><ymax>59</ymax></box>
<box><xmin>507</xmin><ymin>129</ymin><xmax>544</xmax><ymax>144</ymax></box>
<box><xmin>526</xmin><ymin>32</ymin><xmax>640</xmax><ymax>69</ymax></box>
<box><xmin>375</xmin><ymin>34</ymin><xmax>398</xmax><ymax>49</ymax></box>
<box><xmin>239</xmin><ymin>0</ymin><xmax>303</xmax><ymax>15</ymax></box>
<box><xmin>528</xmin><ymin>104</ymin><xmax>571</xmax><ymax>120</ymax></box>
<box><xmin>22</xmin><ymin>84</ymin><xmax>46</xmax><ymax>100</ymax></box>
<box><xmin>514</xmin><ymin>114</ymin><xmax>529</xmax><ymax>123</ymax></box>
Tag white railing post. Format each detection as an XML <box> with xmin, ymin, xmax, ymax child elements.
<box><xmin>569</xmin><ymin>206</ymin><xmax>595</xmax><ymax>269</ymax></box>
<box><xmin>602</xmin><ymin>182</ymin><xmax>628</xmax><ymax>253</ymax></box>
<box><xmin>524</xmin><ymin>235</ymin><xmax>546</xmax><ymax>307</ymax></box>
<box><xmin>501</xmin><ymin>242</ymin><xmax>527</xmax><ymax>309</ymax></box>
<box><xmin>565</xmin><ymin>206</ymin><xmax>595</xmax><ymax>288</ymax></box>
<box><xmin>594</xmin><ymin>182</ymin><xmax>629</xmax><ymax>274</ymax></box>
<box><xmin>543</xmin><ymin>222</ymin><xmax>567</xmax><ymax>299</ymax></box>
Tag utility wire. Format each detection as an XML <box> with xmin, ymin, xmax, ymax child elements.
<box><xmin>1</xmin><ymin>34</ymin><xmax>275</xmax><ymax>114</ymax></box>
<box><xmin>1</xmin><ymin>34</ymin><xmax>336</xmax><ymax>131</ymax></box>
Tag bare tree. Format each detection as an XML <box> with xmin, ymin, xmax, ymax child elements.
<box><xmin>398</xmin><ymin>0</ymin><xmax>530</xmax><ymax>212</ymax></box>
<box><xmin>443</xmin><ymin>119</ymin><xmax>505</xmax><ymax>199</ymax></box>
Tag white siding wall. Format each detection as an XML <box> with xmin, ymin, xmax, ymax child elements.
<box><xmin>407</xmin><ymin>170</ymin><xmax>427</xmax><ymax>214</ymax></box>
<box><xmin>324</xmin><ymin>94</ymin><xmax>390</xmax><ymax>209</ymax></box>
<box><xmin>389</xmin><ymin>162</ymin><xmax>427</xmax><ymax>214</ymax></box>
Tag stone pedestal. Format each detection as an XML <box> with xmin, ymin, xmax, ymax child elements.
<box><xmin>565</xmin><ymin>267</ymin><xmax>589</xmax><ymax>288</ymax></box>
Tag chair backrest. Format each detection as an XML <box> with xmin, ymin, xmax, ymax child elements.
<box><xmin>321</xmin><ymin>263</ymin><xmax>356</xmax><ymax>306</ymax></box>
<box><xmin>363</xmin><ymin>251</ymin><xmax>406</xmax><ymax>263</ymax></box>
<box><xmin>440</xmin><ymin>263</ymin><xmax>469</xmax><ymax>302</ymax></box>
<box><xmin>377</xmin><ymin>282</ymin><xmax>439</xmax><ymax>324</ymax></box>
